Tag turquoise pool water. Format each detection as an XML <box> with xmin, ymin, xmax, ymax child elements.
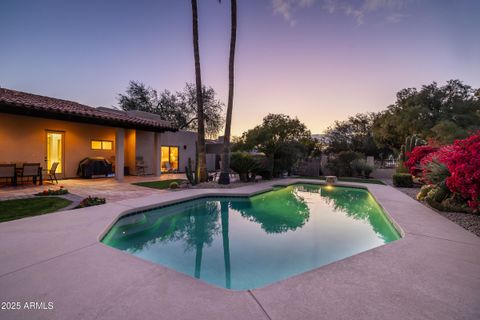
<box><xmin>102</xmin><ymin>184</ymin><xmax>400</xmax><ymax>290</ymax></box>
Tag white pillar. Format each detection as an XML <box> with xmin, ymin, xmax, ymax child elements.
<box><xmin>115</xmin><ymin>128</ymin><xmax>125</xmax><ymax>181</ymax></box>
<box><xmin>154</xmin><ymin>132</ymin><xmax>161</xmax><ymax>177</ymax></box>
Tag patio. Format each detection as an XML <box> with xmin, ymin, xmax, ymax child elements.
<box><xmin>0</xmin><ymin>174</ymin><xmax>186</xmax><ymax>202</ymax></box>
<box><xmin>0</xmin><ymin>179</ymin><xmax>479</xmax><ymax>320</ymax></box>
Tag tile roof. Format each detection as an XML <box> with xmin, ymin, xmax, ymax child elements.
<box><xmin>0</xmin><ymin>88</ymin><xmax>177</xmax><ymax>132</ymax></box>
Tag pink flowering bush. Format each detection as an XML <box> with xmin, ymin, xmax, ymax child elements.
<box><xmin>405</xmin><ymin>146</ymin><xmax>438</xmax><ymax>176</ymax></box>
<box><xmin>442</xmin><ymin>132</ymin><xmax>480</xmax><ymax>211</ymax></box>
<box><xmin>420</xmin><ymin>145</ymin><xmax>453</xmax><ymax>184</ymax></box>
<box><xmin>414</xmin><ymin>132</ymin><xmax>480</xmax><ymax>212</ymax></box>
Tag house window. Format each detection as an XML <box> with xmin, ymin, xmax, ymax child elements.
<box><xmin>161</xmin><ymin>146</ymin><xmax>179</xmax><ymax>172</ymax></box>
<box><xmin>91</xmin><ymin>140</ymin><xmax>113</xmax><ymax>150</ymax></box>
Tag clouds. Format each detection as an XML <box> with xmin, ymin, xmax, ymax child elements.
<box><xmin>272</xmin><ymin>0</ymin><xmax>316</xmax><ymax>26</ymax></box>
<box><xmin>272</xmin><ymin>0</ymin><xmax>414</xmax><ymax>26</ymax></box>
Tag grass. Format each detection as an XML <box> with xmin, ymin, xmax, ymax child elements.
<box><xmin>0</xmin><ymin>197</ymin><xmax>72</xmax><ymax>223</ymax></box>
<box><xmin>133</xmin><ymin>179</ymin><xmax>187</xmax><ymax>190</ymax></box>
<box><xmin>302</xmin><ymin>176</ymin><xmax>386</xmax><ymax>185</ymax></box>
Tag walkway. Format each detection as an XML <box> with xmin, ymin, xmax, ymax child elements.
<box><xmin>0</xmin><ymin>174</ymin><xmax>186</xmax><ymax>202</ymax></box>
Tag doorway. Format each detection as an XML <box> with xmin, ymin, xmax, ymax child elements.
<box><xmin>161</xmin><ymin>146</ymin><xmax>179</xmax><ymax>172</ymax></box>
<box><xmin>46</xmin><ymin>131</ymin><xmax>64</xmax><ymax>174</ymax></box>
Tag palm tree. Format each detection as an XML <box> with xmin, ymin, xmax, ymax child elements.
<box><xmin>220</xmin><ymin>202</ymin><xmax>231</xmax><ymax>288</ymax></box>
<box><xmin>218</xmin><ymin>0</ymin><xmax>237</xmax><ymax>185</ymax></box>
<box><xmin>191</xmin><ymin>0</ymin><xmax>208</xmax><ymax>182</ymax></box>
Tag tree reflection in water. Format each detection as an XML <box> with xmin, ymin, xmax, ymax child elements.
<box><xmin>229</xmin><ymin>187</ymin><xmax>311</xmax><ymax>234</ymax></box>
<box><xmin>319</xmin><ymin>186</ymin><xmax>398</xmax><ymax>242</ymax></box>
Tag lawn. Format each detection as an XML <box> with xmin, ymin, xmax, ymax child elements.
<box><xmin>0</xmin><ymin>197</ymin><xmax>72</xmax><ymax>223</ymax></box>
<box><xmin>303</xmin><ymin>176</ymin><xmax>386</xmax><ymax>185</ymax></box>
<box><xmin>133</xmin><ymin>179</ymin><xmax>186</xmax><ymax>190</ymax></box>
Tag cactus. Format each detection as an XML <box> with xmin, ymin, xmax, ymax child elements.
<box><xmin>185</xmin><ymin>157</ymin><xmax>197</xmax><ymax>186</ymax></box>
<box><xmin>398</xmin><ymin>134</ymin><xmax>427</xmax><ymax>163</ymax></box>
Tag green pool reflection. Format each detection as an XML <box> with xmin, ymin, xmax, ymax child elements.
<box><xmin>102</xmin><ymin>184</ymin><xmax>400</xmax><ymax>290</ymax></box>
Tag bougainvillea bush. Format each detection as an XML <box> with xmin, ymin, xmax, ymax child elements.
<box><xmin>405</xmin><ymin>146</ymin><xmax>438</xmax><ymax>176</ymax></box>
<box><xmin>442</xmin><ymin>132</ymin><xmax>480</xmax><ymax>211</ymax></box>
<box><xmin>420</xmin><ymin>145</ymin><xmax>453</xmax><ymax>184</ymax></box>
<box><xmin>416</xmin><ymin>132</ymin><xmax>480</xmax><ymax>212</ymax></box>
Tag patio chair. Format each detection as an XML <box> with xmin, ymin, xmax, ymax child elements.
<box><xmin>20</xmin><ymin>163</ymin><xmax>41</xmax><ymax>184</ymax></box>
<box><xmin>48</xmin><ymin>162</ymin><xmax>59</xmax><ymax>184</ymax></box>
<box><xmin>136</xmin><ymin>156</ymin><xmax>148</xmax><ymax>176</ymax></box>
<box><xmin>0</xmin><ymin>164</ymin><xmax>17</xmax><ymax>186</ymax></box>
<box><xmin>165</xmin><ymin>162</ymin><xmax>179</xmax><ymax>174</ymax></box>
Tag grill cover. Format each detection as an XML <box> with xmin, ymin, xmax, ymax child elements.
<box><xmin>77</xmin><ymin>157</ymin><xmax>113</xmax><ymax>178</ymax></box>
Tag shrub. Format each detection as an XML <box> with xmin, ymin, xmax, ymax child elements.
<box><xmin>36</xmin><ymin>186</ymin><xmax>68</xmax><ymax>196</ymax></box>
<box><xmin>395</xmin><ymin>162</ymin><xmax>409</xmax><ymax>174</ymax></box>
<box><xmin>425</xmin><ymin>183</ymin><xmax>450</xmax><ymax>203</ymax></box>
<box><xmin>417</xmin><ymin>184</ymin><xmax>434</xmax><ymax>201</ymax></box>
<box><xmin>230</xmin><ymin>152</ymin><xmax>259</xmax><ymax>182</ymax></box>
<box><xmin>328</xmin><ymin>151</ymin><xmax>364</xmax><ymax>176</ymax></box>
<box><xmin>404</xmin><ymin>146</ymin><xmax>438</xmax><ymax>176</ymax></box>
<box><xmin>251</xmin><ymin>155</ymin><xmax>272</xmax><ymax>180</ymax></box>
<box><xmin>169</xmin><ymin>182</ymin><xmax>179</xmax><ymax>189</ymax></box>
<box><xmin>363</xmin><ymin>164</ymin><xmax>374</xmax><ymax>178</ymax></box>
<box><xmin>76</xmin><ymin>196</ymin><xmax>106</xmax><ymax>208</ymax></box>
<box><xmin>350</xmin><ymin>159</ymin><xmax>366</xmax><ymax>176</ymax></box>
<box><xmin>441</xmin><ymin>132</ymin><xmax>480</xmax><ymax>211</ymax></box>
<box><xmin>420</xmin><ymin>145</ymin><xmax>453</xmax><ymax>184</ymax></box>
<box><xmin>393</xmin><ymin>173</ymin><xmax>413</xmax><ymax>187</ymax></box>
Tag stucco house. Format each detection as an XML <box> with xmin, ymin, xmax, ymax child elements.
<box><xmin>0</xmin><ymin>88</ymin><xmax>197</xmax><ymax>181</ymax></box>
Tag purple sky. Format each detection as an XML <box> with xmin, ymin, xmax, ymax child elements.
<box><xmin>1</xmin><ymin>0</ymin><xmax>479</xmax><ymax>136</ymax></box>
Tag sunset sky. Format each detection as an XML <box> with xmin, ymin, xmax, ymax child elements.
<box><xmin>1</xmin><ymin>0</ymin><xmax>479</xmax><ymax>136</ymax></box>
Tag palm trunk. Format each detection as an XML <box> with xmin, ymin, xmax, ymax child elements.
<box><xmin>221</xmin><ymin>202</ymin><xmax>231</xmax><ymax>288</ymax></box>
<box><xmin>191</xmin><ymin>0</ymin><xmax>208</xmax><ymax>182</ymax></box>
<box><xmin>218</xmin><ymin>0</ymin><xmax>237</xmax><ymax>185</ymax></box>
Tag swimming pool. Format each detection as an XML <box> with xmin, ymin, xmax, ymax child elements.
<box><xmin>101</xmin><ymin>184</ymin><xmax>400</xmax><ymax>290</ymax></box>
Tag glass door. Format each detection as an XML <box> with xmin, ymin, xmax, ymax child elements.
<box><xmin>46</xmin><ymin>131</ymin><xmax>64</xmax><ymax>173</ymax></box>
<box><xmin>161</xmin><ymin>146</ymin><xmax>179</xmax><ymax>172</ymax></box>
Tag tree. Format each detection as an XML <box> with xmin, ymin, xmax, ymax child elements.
<box><xmin>219</xmin><ymin>0</ymin><xmax>237</xmax><ymax>185</ymax></box>
<box><xmin>235</xmin><ymin>114</ymin><xmax>317</xmax><ymax>176</ymax></box>
<box><xmin>191</xmin><ymin>0</ymin><xmax>208</xmax><ymax>182</ymax></box>
<box><xmin>321</xmin><ymin>113</ymin><xmax>383</xmax><ymax>156</ymax></box>
<box><xmin>372</xmin><ymin>80</ymin><xmax>480</xmax><ymax>149</ymax></box>
<box><xmin>118</xmin><ymin>81</ymin><xmax>224</xmax><ymax>137</ymax></box>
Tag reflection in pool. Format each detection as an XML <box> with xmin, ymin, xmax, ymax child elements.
<box><xmin>102</xmin><ymin>184</ymin><xmax>400</xmax><ymax>290</ymax></box>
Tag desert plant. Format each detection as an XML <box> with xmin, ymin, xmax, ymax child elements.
<box><xmin>230</xmin><ymin>152</ymin><xmax>258</xmax><ymax>182</ymax></box>
<box><xmin>422</xmin><ymin>158</ymin><xmax>450</xmax><ymax>185</ymax></box>
<box><xmin>185</xmin><ymin>157</ymin><xmax>197</xmax><ymax>186</ymax></box>
<box><xmin>350</xmin><ymin>159</ymin><xmax>366</xmax><ymax>176</ymax></box>
<box><xmin>398</xmin><ymin>134</ymin><xmax>427</xmax><ymax>163</ymax></box>
<box><xmin>425</xmin><ymin>182</ymin><xmax>450</xmax><ymax>203</ymax></box>
<box><xmin>363</xmin><ymin>163</ymin><xmax>374</xmax><ymax>178</ymax></box>
<box><xmin>393</xmin><ymin>173</ymin><xmax>413</xmax><ymax>187</ymax></box>
<box><xmin>417</xmin><ymin>184</ymin><xmax>434</xmax><ymax>201</ymax></box>
<box><xmin>395</xmin><ymin>162</ymin><xmax>409</xmax><ymax>173</ymax></box>
<box><xmin>251</xmin><ymin>155</ymin><xmax>272</xmax><ymax>180</ymax></box>
<box><xmin>328</xmin><ymin>151</ymin><xmax>364</xmax><ymax>176</ymax></box>
<box><xmin>169</xmin><ymin>181</ymin><xmax>179</xmax><ymax>189</ymax></box>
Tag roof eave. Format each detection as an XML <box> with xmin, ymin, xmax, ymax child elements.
<box><xmin>0</xmin><ymin>102</ymin><xmax>178</xmax><ymax>133</ymax></box>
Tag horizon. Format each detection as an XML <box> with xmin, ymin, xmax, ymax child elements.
<box><xmin>1</xmin><ymin>0</ymin><xmax>479</xmax><ymax>136</ymax></box>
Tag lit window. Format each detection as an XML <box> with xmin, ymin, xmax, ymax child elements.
<box><xmin>91</xmin><ymin>140</ymin><xmax>113</xmax><ymax>150</ymax></box>
<box><xmin>91</xmin><ymin>140</ymin><xmax>102</xmax><ymax>150</ymax></box>
<box><xmin>102</xmin><ymin>141</ymin><xmax>113</xmax><ymax>150</ymax></box>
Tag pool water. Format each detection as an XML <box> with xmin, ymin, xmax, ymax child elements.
<box><xmin>102</xmin><ymin>184</ymin><xmax>400</xmax><ymax>290</ymax></box>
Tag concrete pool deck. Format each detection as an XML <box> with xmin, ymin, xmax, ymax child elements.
<box><xmin>0</xmin><ymin>179</ymin><xmax>479</xmax><ymax>320</ymax></box>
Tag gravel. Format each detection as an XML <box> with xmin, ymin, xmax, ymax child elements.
<box><xmin>395</xmin><ymin>185</ymin><xmax>480</xmax><ymax>237</ymax></box>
